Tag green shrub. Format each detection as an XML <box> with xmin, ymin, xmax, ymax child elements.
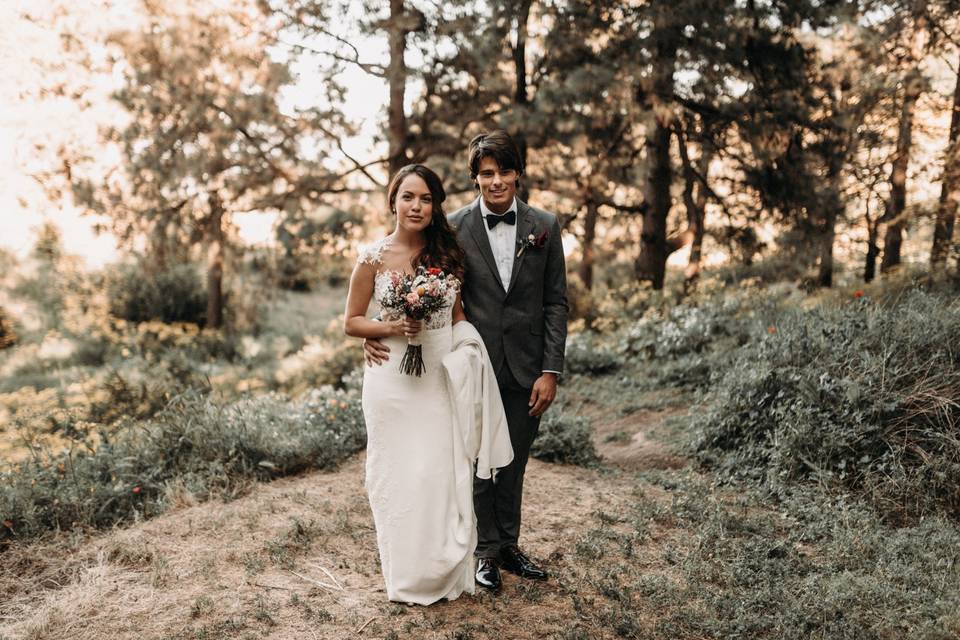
<box><xmin>620</xmin><ymin>298</ymin><xmax>749</xmax><ymax>360</ymax></box>
<box><xmin>627</xmin><ymin>472</ymin><xmax>960</xmax><ymax>639</ymax></box>
<box><xmin>564</xmin><ymin>331</ymin><xmax>621</xmax><ymax>375</ymax></box>
<box><xmin>0</xmin><ymin>306</ymin><xmax>16</xmax><ymax>350</ymax></box>
<box><xmin>124</xmin><ymin>320</ymin><xmax>241</xmax><ymax>362</ymax></box>
<box><xmin>0</xmin><ymin>386</ymin><xmax>365</xmax><ymax>547</ymax></box>
<box><xmin>531</xmin><ymin>412</ymin><xmax>600</xmax><ymax>467</ymax></box>
<box><xmin>690</xmin><ymin>290</ymin><xmax>960</xmax><ymax>524</ymax></box>
<box><xmin>272</xmin><ymin>339</ymin><xmax>364</xmax><ymax>393</ymax></box>
<box><xmin>106</xmin><ymin>262</ymin><xmax>207</xmax><ymax>324</ymax></box>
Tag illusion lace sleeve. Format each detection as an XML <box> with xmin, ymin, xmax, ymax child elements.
<box><xmin>357</xmin><ymin>238</ymin><xmax>389</xmax><ymax>266</ymax></box>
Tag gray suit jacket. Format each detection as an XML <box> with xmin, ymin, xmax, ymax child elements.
<box><xmin>448</xmin><ymin>198</ymin><xmax>568</xmax><ymax>389</ymax></box>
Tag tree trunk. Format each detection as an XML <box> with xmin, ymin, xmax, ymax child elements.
<box><xmin>818</xmin><ymin>173</ymin><xmax>841</xmax><ymax>288</ymax></box>
<box><xmin>634</xmin><ymin>7</ymin><xmax>679</xmax><ymax>290</ymax></box>
<box><xmin>387</xmin><ymin>0</ymin><xmax>408</xmax><ymax>176</ymax></box>
<box><xmin>818</xmin><ymin>224</ymin><xmax>837</xmax><ymax>287</ymax></box>
<box><xmin>931</xmin><ymin>53</ymin><xmax>960</xmax><ymax>269</ymax></box>
<box><xmin>676</xmin><ymin>125</ymin><xmax>710</xmax><ymax>292</ymax></box>
<box><xmin>686</xmin><ymin>148</ymin><xmax>710</xmax><ymax>287</ymax></box>
<box><xmin>512</xmin><ymin>0</ymin><xmax>532</xmax><ymax>202</ymax></box>
<box><xmin>579</xmin><ymin>197</ymin><xmax>599</xmax><ymax>291</ymax></box>
<box><xmin>881</xmin><ymin>17</ymin><xmax>926</xmax><ymax>273</ymax></box>
<box><xmin>206</xmin><ymin>194</ymin><xmax>224</xmax><ymax>329</ymax></box>
<box><xmin>149</xmin><ymin>220</ymin><xmax>168</xmax><ymax>272</ymax></box>
<box><xmin>880</xmin><ymin>82</ymin><xmax>918</xmax><ymax>272</ymax></box>
<box><xmin>865</xmin><ymin>218</ymin><xmax>880</xmax><ymax>282</ymax></box>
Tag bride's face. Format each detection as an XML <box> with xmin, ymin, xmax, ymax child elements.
<box><xmin>393</xmin><ymin>174</ymin><xmax>434</xmax><ymax>233</ymax></box>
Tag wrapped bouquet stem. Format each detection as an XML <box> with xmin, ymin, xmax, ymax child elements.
<box><xmin>379</xmin><ymin>266</ymin><xmax>457</xmax><ymax>377</ymax></box>
<box><xmin>399</xmin><ymin>324</ymin><xmax>425</xmax><ymax>376</ymax></box>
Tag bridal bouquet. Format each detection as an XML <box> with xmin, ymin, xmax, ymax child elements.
<box><xmin>378</xmin><ymin>266</ymin><xmax>457</xmax><ymax>376</ymax></box>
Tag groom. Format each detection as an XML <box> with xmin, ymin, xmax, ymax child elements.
<box><xmin>450</xmin><ymin>130</ymin><xmax>568</xmax><ymax>591</ymax></box>
<box><xmin>367</xmin><ymin>130</ymin><xmax>568</xmax><ymax>591</ymax></box>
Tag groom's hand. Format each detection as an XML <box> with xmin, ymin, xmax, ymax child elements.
<box><xmin>363</xmin><ymin>338</ymin><xmax>390</xmax><ymax>366</ymax></box>
<box><xmin>529</xmin><ymin>373</ymin><xmax>558</xmax><ymax>417</ymax></box>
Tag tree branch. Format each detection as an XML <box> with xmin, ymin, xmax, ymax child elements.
<box><xmin>277</xmin><ymin>38</ymin><xmax>386</xmax><ymax>77</ymax></box>
<box><xmin>208</xmin><ymin>100</ymin><xmax>296</xmax><ymax>184</ymax></box>
<box><xmin>314</xmin><ymin>122</ymin><xmax>388</xmax><ymax>188</ymax></box>
<box><xmin>596</xmin><ymin>198</ymin><xmax>647</xmax><ymax>214</ymax></box>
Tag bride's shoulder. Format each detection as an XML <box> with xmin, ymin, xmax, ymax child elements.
<box><xmin>357</xmin><ymin>237</ymin><xmax>392</xmax><ymax>266</ymax></box>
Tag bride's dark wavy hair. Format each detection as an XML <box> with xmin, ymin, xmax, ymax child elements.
<box><xmin>387</xmin><ymin>164</ymin><xmax>465</xmax><ymax>280</ymax></box>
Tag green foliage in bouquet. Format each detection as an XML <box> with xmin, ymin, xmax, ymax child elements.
<box><xmin>690</xmin><ymin>290</ymin><xmax>960</xmax><ymax>524</ymax></box>
<box><xmin>0</xmin><ymin>387</ymin><xmax>365</xmax><ymax>548</ymax></box>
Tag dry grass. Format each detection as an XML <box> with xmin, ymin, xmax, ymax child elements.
<box><xmin>0</xmin><ymin>422</ymin><xmax>690</xmax><ymax>640</ymax></box>
<box><xmin>5</xmin><ymin>389</ymin><xmax>955</xmax><ymax>639</ymax></box>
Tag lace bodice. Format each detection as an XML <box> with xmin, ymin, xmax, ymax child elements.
<box><xmin>358</xmin><ymin>238</ymin><xmax>459</xmax><ymax>330</ymax></box>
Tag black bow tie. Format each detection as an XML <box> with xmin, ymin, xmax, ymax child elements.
<box><xmin>485</xmin><ymin>210</ymin><xmax>516</xmax><ymax>229</ymax></box>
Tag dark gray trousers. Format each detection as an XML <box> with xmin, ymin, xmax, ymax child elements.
<box><xmin>474</xmin><ymin>365</ymin><xmax>541</xmax><ymax>559</ymax></box>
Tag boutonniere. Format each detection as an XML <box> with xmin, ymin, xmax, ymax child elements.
<box><xmin>517</xmin><ymin>230</ymin><xmax>549</xmax><ymax>257</ymax></box>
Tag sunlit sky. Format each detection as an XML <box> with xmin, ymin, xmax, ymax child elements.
<box><xmin>0</xmin><ymin>1</ymin><xmax>390</xmax><ymax>268</ymax></box>
<box><xmin>0</xmin><ymin>2</ymin><xmax>954</xmax><ymax>270</ymax></box>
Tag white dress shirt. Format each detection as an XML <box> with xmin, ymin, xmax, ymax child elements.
<box><xmin>479</xmin><ymin>196</ymin><xmax>518</xmax><ymax>289</ymax></box>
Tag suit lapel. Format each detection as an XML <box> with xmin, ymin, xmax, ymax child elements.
<box><xmin>506</xmin><ymin>201</ymin><xmax>537</xmax><ymax>295</ymax></box>
<box><xmin>466</xmin><ymin>200</ymin><xmax>505</xmax><ymax>292</ymax></box>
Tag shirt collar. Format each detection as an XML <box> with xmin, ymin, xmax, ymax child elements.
<box><xmin>478</xmin><ymin>196</ymin><xmax>518</xmax><ymax>219</ymax></box>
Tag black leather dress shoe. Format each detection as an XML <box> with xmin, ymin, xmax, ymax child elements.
<box><xmin>499</xmin><ymin>545</ymin><xmax>548</xmax><ymax>580</ymax></box>
<box><xmin>475</xmin><ymin>558</ymin><xmax>502</xmax><ymax>591</ymax></box>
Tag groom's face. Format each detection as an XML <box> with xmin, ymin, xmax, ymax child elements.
<box><xmin>476</xmin><ymin>156</ymin><xmax>518</xmax><ymax>214</ymax></box>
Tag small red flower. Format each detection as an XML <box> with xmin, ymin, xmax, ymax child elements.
<box><xmin>132</xmin><ymin>486</ymin><xmax>141</xmax><ymax>494</ymax></box>
<box><xmin>767</xmin><ymin>326</ymin><xmax>777</xmax><ymax>334</ymax></box>
<box><xmin>534</xmin><ymin>230</ymin><xmax>549</xmax><ymax>248</ymax></box>
<box><xmin>853</xmin><ymin>290</ymin><xmax>864</xmax><ymax>298</ymax></box>
<box><xmin>427</xmin><ymin>267</ymin><xmax>442</xmax><ymax>275</ymax></box>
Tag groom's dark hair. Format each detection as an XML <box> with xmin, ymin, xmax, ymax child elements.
<box><xmin>468</xmin><ymin>130</ymin><xmax>524</xmax><ymax>188</ymax></box>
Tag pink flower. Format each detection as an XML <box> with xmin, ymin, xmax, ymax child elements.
<box><xmin>406</xmin><ymin>292</ymin><xmax>420</xmax><ymax>305</ymax></box>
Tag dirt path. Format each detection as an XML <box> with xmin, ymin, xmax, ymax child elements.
<box><xmin>0</xmin><ymin>406</ymin><xmax>692</xmax><ymax>640</ymax></box>
<box><xmin>591</xmin><ymin>405</ymin><xmax>689</xmax><ymax>472</ymax></box>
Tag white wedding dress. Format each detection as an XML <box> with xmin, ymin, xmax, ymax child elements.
<box><xmin>358</xmin><ymin>240</ymin><xmax>478</xmax><ymax>605</ymax></box>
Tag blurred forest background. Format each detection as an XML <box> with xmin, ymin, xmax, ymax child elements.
<box><xmin>2</xmin><ymin>1</ymin><xmax>960</xmax><ymax>637</ymax></box>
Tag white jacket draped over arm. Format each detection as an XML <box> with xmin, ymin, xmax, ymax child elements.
<box><xmin>441</xmin><ymin>321</ymin><xmax>514</xmax><ymax>481</ymax></box>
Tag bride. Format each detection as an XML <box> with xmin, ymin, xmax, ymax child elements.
<box><xmin>343</xmin><ymin>164</ymin><xmax>513</xmax><ymax>604</ymax></box>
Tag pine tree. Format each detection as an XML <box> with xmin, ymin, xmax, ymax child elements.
<box><xmin>71</xmin><ymin>1</ymin><xmax>356</xmax><ymax>327</ymax></box>
<box><xmin>931</xmin><ymin>52</ymin><xmax>960</xmax><ymax>270</ymax></box>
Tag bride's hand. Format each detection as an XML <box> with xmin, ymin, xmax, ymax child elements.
<box><xmin>401</xmin><ymin>318</ymin><xmax>422</xmax><ymax>337</ymax></box>
<box><xmin>384</xmin><ymin>318</ymin><xmax>421</xmax><ymax>337</ymax></box>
